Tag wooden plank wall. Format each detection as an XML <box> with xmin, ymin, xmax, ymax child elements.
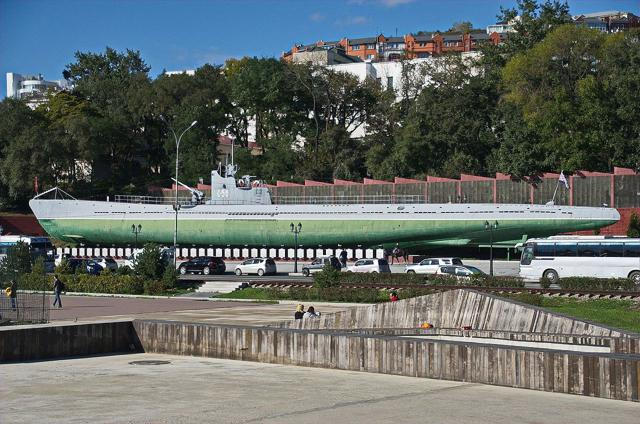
<box><xmin>133</xmin><ymin>320</ymin><xmax>640</xmax><ymax>402</ymax></box>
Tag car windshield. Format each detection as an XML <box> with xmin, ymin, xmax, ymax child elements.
<box><xmin>464</xmin><ymin>266</ymin><xmax>484</xmax><ymax>274</ymax></box>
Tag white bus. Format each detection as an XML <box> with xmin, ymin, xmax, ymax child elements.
<box><xmin>0</xmin><ymin>235</ymin><xmax>55</xmax><ymax>271</ymax></box>
<box><xmin>519</xmin><ymin>236</ymin><xmax>640</xmax><ymax>285</ymax></box>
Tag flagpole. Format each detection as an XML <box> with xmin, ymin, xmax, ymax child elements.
<box><xmin>550</xmin><ymin>178</ymin><xmax>560</xmax><ymax>205</ymax></box>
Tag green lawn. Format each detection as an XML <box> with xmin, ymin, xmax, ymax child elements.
<box><xmin>506</xmin><ymin>294</ymin><xmax>640</xmax><ymax>334</ymax></box>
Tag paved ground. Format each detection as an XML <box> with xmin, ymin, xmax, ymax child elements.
<box><xmin>47</xmin><ymin>295</ymin><xmax>359</xmax><ymax>325</ymax></box>
<box><xmin>2</xmin><ymin>353</ymin><xmax>637</xmax><ymax>424</ymax></box>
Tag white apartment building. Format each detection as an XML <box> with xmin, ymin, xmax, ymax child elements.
<box><xmin>6</xmin><ymin>73</ymin><xmax>71</xmax><ymax>109</ymax></box>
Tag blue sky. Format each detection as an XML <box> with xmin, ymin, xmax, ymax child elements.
<box><xmin>1</xmin><ymin>0</ymin><xmax>637</xmax><ymax>95</ymax></box>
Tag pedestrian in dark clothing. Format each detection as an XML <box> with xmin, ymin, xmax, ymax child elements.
<box><xmin>8</xmin><ymin>280</ymin><xmax>17</xmax><ymax>310</ymax></box>
<box><xmin>53</xmin><ymin>276</ymin><xmax>64</xmax><ymax>308</ymax></box>
<box><xmin>339</xmin><ymin>250</ymin><xmax>348</xmax><ymax>268</ymax></box>
<box><xmin>294</xmin><ymin>304</ymin><xmax>305</xmax><ymax>320</ymax></box>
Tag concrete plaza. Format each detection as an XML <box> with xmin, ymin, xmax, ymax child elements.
<box><xmin>2</xmin><ymin>353</ymin><xmax>638</xmax><ymax>424</ymax></box>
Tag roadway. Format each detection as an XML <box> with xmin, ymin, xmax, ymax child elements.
<box><xmin>177</xmin><ymin>259</ymin><xmax>521</xmax><ymax>281</ymax></box>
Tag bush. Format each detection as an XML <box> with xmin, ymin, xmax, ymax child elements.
<box><xmin>335</xmin><ymin>272</ymin><xmax>429</xmax><ymax>285</ymax></box>
<box><xmin>539</xmin><ymin>276</ymin><xmax>552</xmax><ymax>289</ymax></box>
<box><xmin>19</xmin><ymin>273</ymin><xmax>145</xmax><ymax>295</ymax></box>
<box><xmin>313</xmin><ymin>263</ymin><xmax>342</xmax><ymax>288</ymax></box>
<box><xmin>557</xmin><ymin>277</ymin><xmax>636</xmax><ymax>291</ymax></box>
<box><xmin>143</xmin><ymin>279</ymin><xmax>168</xmax><ymax>295</ymax></box>
<box><xmin>161</xmin><ymin>266</ymin><xmax>177</xmax><ymax>290</ymax></box>
<box><xmin>134</xmin><ymin>243</ymin><xmax>165</xmax><ymax>280</ymax></box>
<box><xmin>0</xmin><ymin>241</ymin><xmax>32</xmax><ymax>283</ymax></box>
<box><xmin>55</xmin><ymin>258</ymin><xmax>73</xmax><ymax>275</ymax></box>
<box><xmin>116</xmin><ymin>265</ymin><xmax>132</xmax><ymax>276</ymax></box>
<box><xmin>628</xmin><ymin>212</ymin><xmax>640</xmax><ymax>238</ymax></box>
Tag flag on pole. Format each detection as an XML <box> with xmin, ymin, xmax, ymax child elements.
<box><xmin>559</xmin><ymin>171</ymin><xmax>569</xmax><ymax>189</ymax></box>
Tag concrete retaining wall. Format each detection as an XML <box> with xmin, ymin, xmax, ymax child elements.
<box><xmin>281</xmin><ymin>290</ymin><xmax>640</xmax><ymax>353</ymax></box>
<box><xmin>0</xmin><ymin>321</ymin><xmax>140</xmax><ymax>362</ymax></box>
<box><xmin>133</xmin><ymin>320</ymin><xmax>640</xmax><ymax>402</ymax></box>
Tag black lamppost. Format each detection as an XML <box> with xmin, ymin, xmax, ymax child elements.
<box><xmin>484</xmin><ymin>220</ymin><xmax>499</xmax><ymax>276</ymax></box>
<box><xmin>131</xmin><ymin>224</ymin><xmax>142</xmax><ymax>250</ymax></box>
<box><xmin>290</xmin><ymin>222</ymin><xmax>302</xmax><ymax>273</ymax></box>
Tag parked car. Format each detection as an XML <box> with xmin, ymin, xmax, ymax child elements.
<box><xmin>301</xmin><ymin>256</ymin><xmax>342</xmax><ymax>277</ymax></box>
<box><xmin>123</xmin><ymin>247</ymin><xmax>174</xmax><ymax>269</ymax></box>
<box><xmin>67</xmin><ymin>258</ymin><xmax>103</xmax><ymax>275</ymax></box>
<box><xmin>345</xmin><ymin>258</ymin><xmax>391</xmax><ymax>273</ymax></box>
<box><xmin>405</xmin><ymin>257</ymin><xmax>463</xmax><ymax>274</ymax></box>
<box><xmin>54</xmin><ymin>253</ymin><xmax>73</xmax><ymax>267</ymax></box>
<box><xmin>435</xmin><ymin>265</ymin><xmax>486</xmax><ymax>280</ymax></box>
<box><xmin>178</xmin><ymin>256</ymin><xmax>226</xmax><ymax>275</ymax></box>
<box><xmin>234</xmin><ymin>258</ymin><xmax>277</xmax><ymax>276</ymax></box>
<box><xmin>93</xmin><ymin>256</ymin><xmax>118</xmax><ymax>271</ymax></box>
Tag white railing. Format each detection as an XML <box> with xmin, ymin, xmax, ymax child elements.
<box><xmin>113</xmin><ymin>194</ymin><xmax>426</xmax><ymax>205</ymax></box>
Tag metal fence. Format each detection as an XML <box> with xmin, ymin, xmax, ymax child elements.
<box><xmin>0</xmin><ymin>292</ymin><xmax>50</xmax><ymax>324</ymax></box>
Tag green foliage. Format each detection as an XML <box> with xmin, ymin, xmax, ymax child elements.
<box><xmin>55</xmin><ymin>258</ymin><xmax>73</xmax><ymax>275</ymax></box>
<box><xmin>0</xmin><ymin>241</ymin><xmax>32</xmax><ymax>283</ymax></box>
<box><xmin>134</xmin><ymin>243</ymin><xmax>165</xmax><ymax>280</ymax></box>
<box><xmin>628</xmin><ymin>212</ymin><xmax>640</xmax><ymax>238</ymax></box>
<box><xmin>116</xmin><ymin>265</ymin><xmax>133</xmax><ymax>276</ymax></box>
<box><xmin>19</xmin><ymin>274</ymin><xmax>145</xmax><ymax>295</ymax></box>
<box><xmin>313</xmin><ymin>263</ymin><xmax>342</xmax><ymax>288</ymax></box>
<box><xmin>161</xmin><ymin>266</ymin><xmax>177</xmax><ymax>290</ymax></box>
<box><xmin>539</xmin><ymin>276</ymin><xmax>552</xmax><ymax>289</ymax></box>
<box><xmin>557</xmin><ymin>277</ymin><xmax>636</xmax><ymax>292</ymax></box>
<box><xmin>503</xmin><ymin>292</ymin><xmax>544</xmax><ymax>307</ymax></box>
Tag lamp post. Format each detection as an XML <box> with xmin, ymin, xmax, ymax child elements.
<box><xmin>484</xmin><ymin>220</ymin><xmax>499</xmax><ymax>276</ymax></box>
<box><xmin>161</xmin><ymin>117</ymin><xmax>197</xmax><ymax>269</ymax></box>
<box><xmin>131</xmin><ymin>224</ymin><xmax>142</xmax><ymax>251</ymax></box>
<box><xmin>290</xmin><ymin>222</ymin><xmax>302</xmax><ymax>273</ymax></box>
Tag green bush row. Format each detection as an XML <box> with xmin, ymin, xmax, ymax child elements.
<box><xmin>557</xmin><ymin>277</ymin><xmax>636</xmax><ymax>292</ymax></box>
<box><xmin>315</xmin><ymin>271</ymin><xmax>526</xmax><ymax>288</ymax></box>
<box><xmin>17</xmin><ymin>273</ymin><xmax>173</xmax><ymax>295</ymax></box>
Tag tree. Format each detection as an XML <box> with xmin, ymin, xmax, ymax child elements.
<box><xmin>448</xmin><ymin>21</ymin><xmax>473</xmax><ymax>33</ymax></box>
<box><xmin>502</xmin><ymin>25</ymin><xmax>610</xmax><ymax>171</ymax></box>
<box><xmin>497</xmin><ymin>0</ymin><xmax>571</xmax><ymax>57</ymax></box>
<box><xmin>134</xmin><ymin>243</ymin><xmax>165</xmax><ymax>280</ymax></box>
<box><xmin>0</xmin><ymin>242</ymin><xmax>32</xmax><ymax>283</ymax></box>
<box><xmin>628</xmin><ymin>212</ymin><xmax>640</xmax><ymax>238</ymax></box>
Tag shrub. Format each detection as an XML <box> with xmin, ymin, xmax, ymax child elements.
<box><xmin>55</xmin><ymin>258</ymin><xmax>73</xmax><ymax>275</ymax></box>
<box><xmin>0</xmin><ymin>241</ymin><xmax>32</xmax><ymax>283</ymax></box>
<box><xmin>134</xmin><ymin>243</ymin><xmax>165</xmax><ymax>280</ymax></box>
<box><xmin>161</xmin><ymin>266</ymin><xmax>177</xmax><ymax>290</ymax></box>
<box><xmin>143</xmin><ymin>279</ymin><xmax>168</xmax><ymax>295</ymax></box>
<box><xmin>539</xmin><ymin>276</ymin><xmax>552</xmax><ymax>289</ymax></box>
<box><xmin>627</xmin><ymin>212</ymin><xmax>640</xmax><ymax>238</ymax></box>
<box><xmin>313</xmin><ymin>263</ymin><xmax>342</xmax><ymax>288</ymax></box>
<box><xmin>557</xmin><ymin>277</ymin><xmax>636</xmax><ymax>291</ymax></box>
<box><xmin>19</xmin><ymin>274</ymin><xmax>145</xmax><ymax>295</ymax></box>
<box><xmin>116</xmin><ymin>265</ymin><xmax>132</xmax><ymax>276</ymax></box>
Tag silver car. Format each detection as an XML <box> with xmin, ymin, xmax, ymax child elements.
<box><xmin>93</xmin><ymin>257</ymin><xmax>118</xmax><ymax>271</ymax></box>
<box><xmin>234</xmin><ymin>258</ymin><xmax>277</xmax><ymax>276</ymax></box>
<box><xmin>405</xmin><ymin>257</ymin><xmax>463</xmax><ymax>274</ymax></box>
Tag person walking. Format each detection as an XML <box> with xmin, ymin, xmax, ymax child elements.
<box><xmin>8</xmin><ymin>280</ymin><xmax>17</xmax><ymax>311</ymax></box>
<box><xmin>339</xmin><ymin>250</ymin><xmax>348</xmax><ymax>268</ymax></box>
<box><xmin>52</xmin><ymin>276</ymin><xmax>64</xmax><ymax>309</ymax></box>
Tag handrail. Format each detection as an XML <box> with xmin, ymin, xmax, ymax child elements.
<box><xmin>32</xmin><ymin>187</ymin><xmax>77</xmax><ymax>200</ymax></box>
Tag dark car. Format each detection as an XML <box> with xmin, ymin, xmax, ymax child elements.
<box><xmin>301</xmin><ymin>256</ymin><xmax>342</xmax><ymax>277</ymax></box>
<box><xmin>178</xmin><ymin>256</ymin><xmax>226</xmax><ymax>275</ymax></box>
<box><xmin>67</xmin><ymin>258</ymin><xmax>102</xmax><ymax>275</ymax></box>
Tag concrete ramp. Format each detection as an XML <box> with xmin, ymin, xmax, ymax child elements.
<box><xmin>282</xmin><ymin>289</ymin><xmax>639</xmax><ymax>341</ymax></box>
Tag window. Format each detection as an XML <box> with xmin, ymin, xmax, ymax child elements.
<box><xmin>352</xmin><ymin>45</ymin><xmax>361</xmax><ymax>50</ymax></box>
<box><xmin>624</xmin><ymin>243</ymin><xmax>640</xmax><ymax>257</ymax></box>
<box><xmin>534</xmin><ymin>243</ymin><xmax>555</xmax><ymax>257</ymax></box>
<box><xmin>366</xmin><ymin>44</ymin><xmax>376</xmax><ymax>49</ymax></box>
<box><xmin>555</xmin><ymin>243</ymin><xmax>577</xmax><ymax>257</ymax></box>
<box><xmin>577</xmin><ymin>243</ymin><xmax>600</xmax><ymax>257</ymax></box>
<box><xmin>387</xmin><ymin>76</ymin><xmax>394</xmax><ymax>89</ymax></box>
<box><xmin>366</xmin><ymin>54</ymin><xmax>375</xmax><ymax>60</ymax></box>
<box><xmin>601</xmin><ymin>243</ymin><xmax>624</xmax><ymax>257</ymax></box>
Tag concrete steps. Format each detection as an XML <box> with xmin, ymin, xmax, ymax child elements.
<box><xmin>196</xmin><ymin>281</ymin><xmax>245</xmax><ymax>294</ymax></box>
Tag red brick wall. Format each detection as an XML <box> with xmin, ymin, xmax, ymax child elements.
<box><xmin>574</xmin><ymin>207</ymin><xmax>640</xmax><ymax>236</ymax></box>
<box><xmin>0</xmin><ymin>214</ymin><xmax>45</xmax><ymax>236</ymax></box>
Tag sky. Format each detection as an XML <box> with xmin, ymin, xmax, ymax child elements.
<box><xmin>1</xmin><ymin>0</ymin><xmax>637</xmax><ymax>96</ymax></box>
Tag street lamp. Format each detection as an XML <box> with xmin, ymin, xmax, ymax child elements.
<box><xmin>131</xmin><ymin>224</ymin><xmax>142</xmax><ymax>250</ymax></box>
<box><xmin>161</xmin><ymin>116</ymin><xmax>197</xmax><ymax>269</ymax></box>
<box><xmin>290</xmin><ymin>222</ymin><xmax>302</xmax><ymax>273</ymax></box>
<box><xmin>484</xmin><ymin>220</ymin><xmax>499</xmax><ymax>276</ymax></box>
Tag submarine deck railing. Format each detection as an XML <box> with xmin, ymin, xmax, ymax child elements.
<box><xmin>113</xmin><ymin>194</ymin><xmax>427</xmax><ymax>205</ymax></box>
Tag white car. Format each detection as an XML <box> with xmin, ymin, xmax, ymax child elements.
<box><xmin>234</xmin><ymin>258</ymin><xmax>277</xmax><ymax>276</ymax></box>
<box><xmin>93</xmin><ymin>256</ymin><xmax>118</xmax><ymax>271</ymax></box>
<box><xmin>405</xmin><ymin>257</ymin><xmax>463</xmax><ymax>274</ymax></box>
<box><xmin>346</xmin><ymin>258</ymin><xmax>391</xmax><ymax>273</ymax></box>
